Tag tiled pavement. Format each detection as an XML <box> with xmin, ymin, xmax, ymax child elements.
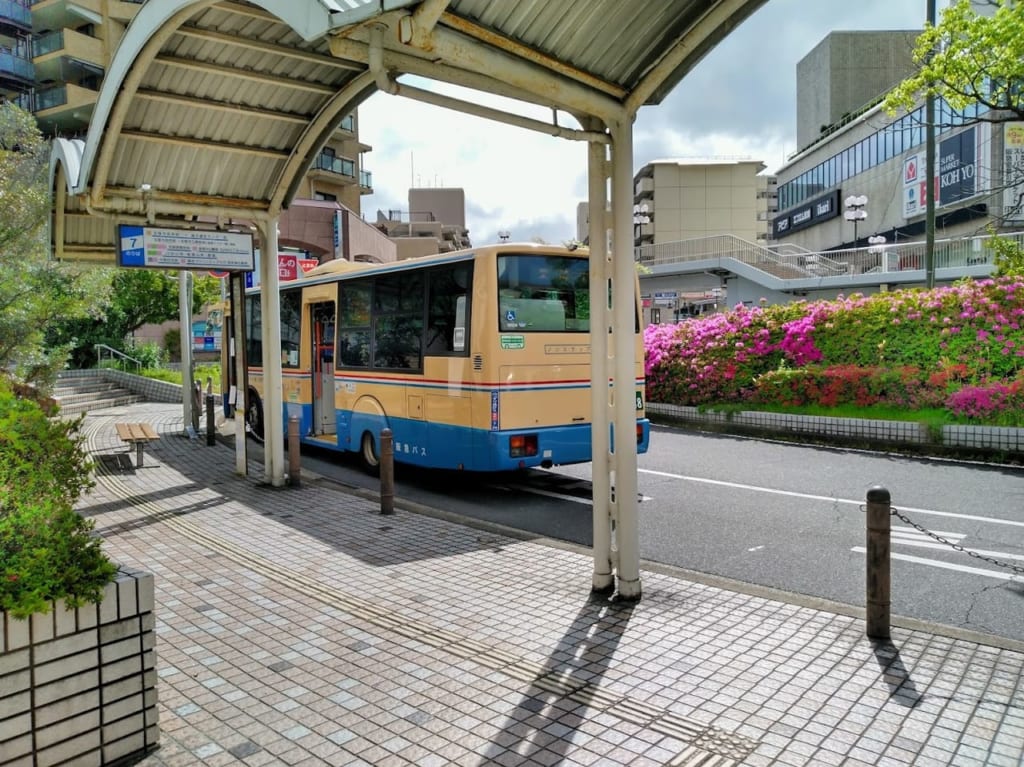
<box><xmin>75</xmin><ymin>402</ymin><xmax>1024</xmax><ymax>767</ymax></box>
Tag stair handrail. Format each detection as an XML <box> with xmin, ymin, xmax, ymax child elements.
<box><xmin>94</xmin><ymin>343</ymin><xmax>142</xmax><ymax>371</ymax></box>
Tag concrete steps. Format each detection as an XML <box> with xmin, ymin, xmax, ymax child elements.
<box><xmin>54</xmin><ymin>372</ymin><xmax>144</xmax><ymax>416</ymax></box>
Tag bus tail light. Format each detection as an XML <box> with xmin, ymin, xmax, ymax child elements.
<box><xmin>637</xmin><ymin>423</ymin><xmax>644</xmax><ymax>445</ymax></box>
<box><xmin>509</xmin><ymin>434</ymin><xmax>538</xmax><ymax>458</ymax></box>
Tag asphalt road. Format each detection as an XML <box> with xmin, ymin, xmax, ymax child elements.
<box><xmin>250</xmin><ymin>423</ymin><xmax>1024</xmax><ymax>644</ymax></box>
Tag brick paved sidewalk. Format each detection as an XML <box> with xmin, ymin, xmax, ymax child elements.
<box><xmin>75</xmin><ymin>403</ymin><xmax>1024</xmax><ymax>767</ymax></box>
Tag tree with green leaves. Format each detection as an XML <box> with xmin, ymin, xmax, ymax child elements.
<box><xmin>884</xmin><ymin>0</ymin><xmax>1024</xmax><ymax>120</ymax></box>
<box><xmin>47</xmin><ymin>269</ymin><xmax>224</xmax><ymax>368</ymax></box>
<box><xmin>884</xmin><ymin>0</ymin><xmax>1024</xmax><ymax>275</ymax></box>
<box><xmin>0</xmin><ymin>103</ymin><xmax>112</xmax><ymax>388</ymax></box>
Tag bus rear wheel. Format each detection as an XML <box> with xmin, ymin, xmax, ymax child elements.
<box><xmin>359</xmin><ymin>431</ymin><xmax>380</xmax><ymax>475</ymax></box>
<box><xmin>246</xmin><ymin>394</ymin><xmax>265</xmax><ymax>443</ymax></box>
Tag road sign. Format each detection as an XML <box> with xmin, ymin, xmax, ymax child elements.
<box><xmin>118</xmin><ymin>225</ymin><xmax>255</xmax><ymax>271</ymax></box>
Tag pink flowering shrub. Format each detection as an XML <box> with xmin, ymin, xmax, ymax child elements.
<box><xmin>944</xmin><ymin>377</ymin><xmax>1024</xmax><ymax>423</ymax></box>
<box><xmin>644</xmin><ymin>277</ymin><xmax>1024</xmax><ymax>421</ymax></box>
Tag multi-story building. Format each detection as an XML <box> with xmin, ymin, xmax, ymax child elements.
<box><xmin>773</xmin><ymin>28</ymin><xmax>1023</xmax><ymax>256</ymax></box>
<box><xmin>631</xmin><ymin>157</ymin><xmax>772</xmax><ymax>323</ymax></box>
<box><xmin>632</xmin><ymin>157</ymin><xmax>770</xmax><ymax>247</ymax></box>
<box><xmin>373</xmin><ymin>187</ymin><xmax>472</xmax><ymax>260</ymax></box>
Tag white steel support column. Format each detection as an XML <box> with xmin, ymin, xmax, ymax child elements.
<box><xmin>609</xmin><ymin>117</ymin><xmax>641</xmax><ymax>600</ymax></box>
<box><xmin>587</xmin><ymin>124</ymin><xmax>613</xmax><ymax>594</ymax></box>
<box><xmin>259</xmin><ymin>220</ymin><xmax>286</xmax><ymax>487</ymax></box>
<box><xmin>178</xmin><ymin>271</ymin><xmax>194</xmax><ymax>436</ymax></box>
<box><xmin>231</xmin><ymin>273</ymin><xmax>247</xmax><ymax>476</ymax></box>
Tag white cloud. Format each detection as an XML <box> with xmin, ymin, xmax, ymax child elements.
<box><xmin>358</xmin><ymin>1</ymin><xmax>928</xmax><ymax>247</ymax></box>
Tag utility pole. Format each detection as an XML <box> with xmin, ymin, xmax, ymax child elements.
<box><xmin>925</xmin><ymin>0</ymin><xmax>937</xmax><ymax>288</ymax></box>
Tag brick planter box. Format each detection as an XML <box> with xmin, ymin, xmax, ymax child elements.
<box><xmin>0</xmin><ymin>569</ymin><xmax>159</xmax><ymax>766</ymax></box>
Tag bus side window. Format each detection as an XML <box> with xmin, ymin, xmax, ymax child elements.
<box><xmin>453</xmin><ymin>296</ymin><xmax>466</xmax><ymax>352</ymax></box>
<box><xmin>426</xmin><ymin>263</ymin><xmax>471</xmax><ymax>356</ymax></box>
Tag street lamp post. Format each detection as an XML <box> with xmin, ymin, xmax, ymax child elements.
<box><xmin>844</xmin><ymin>194</ymin><xmax>868</xmax><ymax>247</ymax></box>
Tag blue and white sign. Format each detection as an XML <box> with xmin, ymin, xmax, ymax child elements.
<box><xmin>117</xmin><ymin>225</ymin><xmax>255</xmax><ymax>270</ymax></box>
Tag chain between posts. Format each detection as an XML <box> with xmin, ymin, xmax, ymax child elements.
<box><xmin>868</xmin><ymin>504</ymin><xmax>1024</xmax><ymax>576</ymax></box>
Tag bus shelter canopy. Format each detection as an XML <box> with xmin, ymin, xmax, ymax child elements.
<box><xmin>49</xmin><ymin>0</ymin><xmax>766</xmax><ymax>262</ymax></box>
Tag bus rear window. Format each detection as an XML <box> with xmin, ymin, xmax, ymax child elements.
<box><xmin>497</xmin><ymin>255</ymin><xmax>589</xmax><ymax>333</ymax></box>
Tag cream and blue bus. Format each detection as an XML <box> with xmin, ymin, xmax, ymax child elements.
<box><xmin>235</xmin><ymin>242</ymin><xmax>649</xmax><ymax>472</ymax></box>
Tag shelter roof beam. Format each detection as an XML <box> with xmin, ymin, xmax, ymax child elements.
<box><xmin>627</xmin><ymin>0</ymin><xmax>761</xmax><ymax>111</ymax></box>
<box><xmin>274</xmin><ymin>70</ymin><xmax>377</xmax><ymax>210</ymax></box>
<box><xmin>335</xmin><ymin>12</ymin><xmax>623</xmax><ymax>123</ymax></box>
<box><xmin>329</xmin><ymin>36</ymin><xmax>548</xmax><ymax>110</ymax></box>
<box><xmin>174</xmin><ymin>25</ymin><xmax>361</xmax><ymax>70</ymax></box>
<box><xmin>134</xmin><ymin>88</ymin><xmax>312</xmax><ymax>124</ymax></box>
<box><xmin>120</xmin><ymin>130</ymin><xmax>292</xmax><ymax>159</ymax></box>
<box><xmin>154</xmin><ymin>55</ymin><xmax>336</xmax><ymax>94</ymax></box>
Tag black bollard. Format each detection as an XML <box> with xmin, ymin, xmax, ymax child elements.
<box><xmin>287</xmin><ymin>415</ymin><xmax>301</xmax><ymax>487</ymax></box>
<box><xmin>380</xmin><ymin>428</ymin><xmax>394</xmax><ymax>515</ymax></box>
<box><xmin>205</xmin><ymin>393</ymin><xmax>215</xmax><ymax>446</ymax></box>
<box><xmin>865</xmin><ymin>486</ymin><xmax>891</xmax><ymax>640</ymax></box>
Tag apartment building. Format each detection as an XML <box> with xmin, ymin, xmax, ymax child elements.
<box><xmin>632</xmin><ymin>157</ymin><xmax>772</xmax><ymax>247</ymax></box>
<box><xmin>373</xmin><ymin>187</ymin><xmax>472</xmax><ymax>260</ymax></box>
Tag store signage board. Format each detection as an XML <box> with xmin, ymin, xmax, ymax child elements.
<box><xmin>117</xmin><ymin>225</ymin><xmax>255</xmax><ymax>271</ymax></box>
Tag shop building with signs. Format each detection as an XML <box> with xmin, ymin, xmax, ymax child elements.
<box><xmin>772</xmin><ymin>28</ymin><xmax>1024</xmax><ymax>260</ymax></box>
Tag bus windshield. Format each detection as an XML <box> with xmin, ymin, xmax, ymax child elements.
<box><xmin>497</xmin><ymin>254</ymin><xmax>590</xmax><ymax>333</ymax></box>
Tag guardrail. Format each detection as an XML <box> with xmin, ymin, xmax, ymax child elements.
<box><xmin>94</xmin><ymin>343</ymin><xmax>142</xmax><ymax>371</ymax></box>
<box><xmin>635</xmin><ymin>231</ymin><xmax>1024</xmax><ymax>280</ymax></box>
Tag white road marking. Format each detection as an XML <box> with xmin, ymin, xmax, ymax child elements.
<box><xmin>851</xmin><ymin>547</ymin><xmax>1020</xmax><ymax>580</ymax></box>
<box><xmin>882</xmin><ymin>539</ymin><xmax>1024</xmax><ymax>561</ymax></box>
<box><xmin>639</xmin><ymin>468</ymin><xmax>1024</xmax><ymax>529</ymax></box>
<box><xmin>891</xmin><ymin>529</ymin><xmax>964</xmax><ymax>541</ymax></box>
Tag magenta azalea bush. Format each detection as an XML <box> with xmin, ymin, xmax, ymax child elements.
<box><xmin>644</xmin><ymin>277</ymin><xmax>1024</xmax><ymax>424</ymax></box>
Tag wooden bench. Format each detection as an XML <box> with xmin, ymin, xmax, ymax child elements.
<box><xmin>115</xmin><ymin>423</ymin><xmax>159</xmax><ymax>468</ymax></box>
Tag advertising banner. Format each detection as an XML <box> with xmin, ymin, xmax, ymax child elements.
<box><xmin>903</xmin><ymin>125</ymin><xmax>987</xmax><ymax>219</ymax></box>
<box><xmin>1003</xmin><ymin>122</ymin><xmax>1024</xmax><ymax>223</ymax></box>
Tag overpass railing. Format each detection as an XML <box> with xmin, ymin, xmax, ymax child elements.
<box><xmin>635</xmin><ymin>231</ymin><xmax>1024</xmax><ymax>279</ymax></box>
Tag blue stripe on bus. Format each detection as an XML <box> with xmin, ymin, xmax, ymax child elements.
<box><xmin>283</xmin><ymin>405</ymin><xmax>650</xmax><ymax>471</ymax></box>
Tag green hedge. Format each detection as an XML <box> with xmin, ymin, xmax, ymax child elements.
<box><xmin>0</xmin><ymin>379</ymin><xmax>116</xmax><ymax>619</ymax></box>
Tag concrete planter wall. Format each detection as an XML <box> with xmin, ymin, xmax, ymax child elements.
<box><xmin>0</xmin><ymin>569</ymin><xmax>159</xmax><ymax>766</ymax></box>
<box><xmin>648</xmin><ymin>402</ymin><xmax>1024</xmax><ymax>456</ymax></box>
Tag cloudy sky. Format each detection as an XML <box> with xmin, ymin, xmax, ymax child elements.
<box><xmin>357</xmin><ymin>1</ymin><xmax>928</xmax><ymax>247</ymax></box>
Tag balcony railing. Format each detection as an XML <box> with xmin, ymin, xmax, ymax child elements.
<box><xmin>339</xmin><ymin>114</ymin><xmax>354</xmax><ymax>132</ymax></box>
<box><xmin>0</xmin><ymin>48</ymin><xmax>33</xmax><ymax>82</ymax></box>
<box><xmin>359</xmin><ymin>169</ymin><xmax>372</xmax><ymax>188</ymax></box>
<box><xmin>33</xmin><ymin>29</ymin><xmax>62</xmax><ymax>56</ymax></box>
<box><xmin>34</xmin><ymin>84</ymin><xmax>67</xmax><ymax>110</ymax></box>
<box><xmin>312</xmin><ymin>152</ymin><xmax>355</xmax><ymax>178</ymax></box>
<box><xmin>0</xmin><ymin>0</ymin><xmax>30</xmax><ymax>27</ymax></box>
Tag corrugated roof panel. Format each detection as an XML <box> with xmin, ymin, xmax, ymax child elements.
<box><xmin>53</xmin><ymin>0</ymin><xmax>769</xmax><ymax>263</ymax></box>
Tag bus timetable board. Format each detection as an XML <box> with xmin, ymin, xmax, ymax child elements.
<box><xmin>118</xmin><ymin>225</ymin><xmax>255</xmax><ymax>271</ymax></box>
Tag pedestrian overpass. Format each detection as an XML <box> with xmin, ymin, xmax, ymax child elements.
<box><xmin>637</xmin><ymin>231</ymin><xmax>1019</xmax><ymax>309</ymax></box>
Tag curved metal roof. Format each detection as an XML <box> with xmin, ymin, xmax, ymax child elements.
<box><xmin>51</xmin><ymin>0</ymin><xmax>767</xmax><ymax>262</ymax></box>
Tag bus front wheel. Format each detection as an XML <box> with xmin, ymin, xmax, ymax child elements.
<box><xmin>246</xmin><ymin>393</ymin><xmax>265</xmax><ymax>443</ymax></box>
<box><xmin>359</xmin><ymin>431</ymin><xmax>380</xmax><ymax>475</ymax></box>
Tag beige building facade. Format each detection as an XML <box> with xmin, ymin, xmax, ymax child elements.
<box><xmin>633</xmin><ymin>158</ymin><xmax>772</xmax><ymax>247</ymax></box>
<box><xmin>373</xmin><ymin>187</ymin><xmax>472</xmax><ymax>260</ymax></box>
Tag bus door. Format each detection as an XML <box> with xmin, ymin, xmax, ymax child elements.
<box><xmin>311</xmin><ymin>302</ymin><xmax>336</xmax><ymax>435</ymax></box>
